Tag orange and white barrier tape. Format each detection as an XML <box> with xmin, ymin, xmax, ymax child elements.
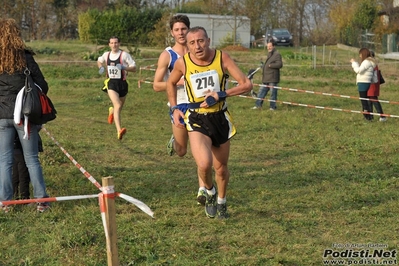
<box><xmin>258</xmin><ymin>83</ymin><xmax>399</xmax><ymax>105</ymax></box>
<box><xmin>99</xmin><ymin>192</ymin><xmax>110</xmax><ymax>249</ymax></box>
<box><xmin>41</xmin><ymin>127</ymin><xmax>154</xmax><ymax>217</ymax></box>
<box><xmin>138</xmin><ymin>64</ymin><xmax>157</xmax><ymax>88</ymax></box>
<box><xmin>42</xmin><ymin>127</ymin><xmax>102</xmax><ymax>190</ymax></box>
<box><xmin>231</xmin><ymin>80</ymin><xmax>398</xmax><ymax>105</ymax></box>
<box><xmin>139</xmin><ymin>64</ymin><xmax>157</xmax><ymax>76</ymax></box>
<box><xmin>238</xmin><ymin>94</ymin><xmax>396</xmax><ymax>118</ymax></box>
<box><xmin>135</xmin><ymin>76</ymin><xmax>396</xmax><ymax>119</ymax></box>
<box><xmin>140</xmin><ymin>68</ymin><xmax>156</xmax><ymax>72</ymax></box>
<box><xmin>138</xmin><ymin>79</ymin><xmax>154</xmax><ymax>88</ymax></box>
<box><xmin>116</xmin><ymin>192</ymin><xmax>153</xmax><ymax>215</ymax></box>
<box><xmin>139</xmin><ymin>64</ymin><xmax>157</xmax><ymax>70</ymax></box>
<box><xmin>0</xmin><ymin>194</ymin><xmax>99</xmax><ymax>206</ymax></box>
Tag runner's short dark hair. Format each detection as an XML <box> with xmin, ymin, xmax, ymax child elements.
<box><xmin>109</xmin><ymin>36</ymin><xmax>120</xmax><ymax>43</ymax></box>
<box><xmin>170</xmin><ymin>15</ymin><xmax>190</xmax><ymax>30</ymax></box>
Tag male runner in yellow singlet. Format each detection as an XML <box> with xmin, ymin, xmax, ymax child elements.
<box><xmin>153</xmin><ymin>15</ymin><xmax>208</xmax><ymax>205</ymax></box>
<box><xmin>166</xmin><ymin>26</ymin><xmax>252</xmax><ymax>219</ymax></box>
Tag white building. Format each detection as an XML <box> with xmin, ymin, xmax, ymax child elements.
<box><xmin>177</xmin><ymin>13</ymin><xmax>251</xmax><ymax>48</ymax></box>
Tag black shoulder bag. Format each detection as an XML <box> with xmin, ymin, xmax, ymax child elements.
<box><xmin>22</xmin><ymin>68</ymin><xmax>57</xmax><ymax>125</ymax></box>
<box><xmin>379</xmin><ymin>70</ymin><xmax>385</xmax><ymax>85</ymax></box>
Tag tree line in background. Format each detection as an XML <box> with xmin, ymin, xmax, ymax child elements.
<box><xmin>78</xmin><ymin>7</ymin><xmax>163</xmax><ymax>46</ymax></box>
<box><xmin>1</xmin><ymin>0</ymin><xmax>398</xmax><ymax>49</ymax></box>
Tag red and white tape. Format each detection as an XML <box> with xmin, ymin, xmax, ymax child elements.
<box><xmin>139</xmin><ymin>64</ymin><xmax>157</xmax><ymax>70</ymax></box>
<box><xmin>42</xmin><ymin>127</ymin><xmax>102</xmax><ymax>190</ymax></box>
<box><xmin>41</xmin><ymin>127</ymin><xmax>154</xmax><ymax>217</ymax></box>
<box><xmin>236</xmin><ymin>81</ymin><xmax>397</xmax><ymax>105</ymax></box>
<box><xmin>238</xmin><ymin>94</ymin><xmax>397</xmax><ymax>118</ymax></box>
<box><xmin>0</xmin><ymin>194</ymin><xmax>99</xmax><ymax>206</ymax></box>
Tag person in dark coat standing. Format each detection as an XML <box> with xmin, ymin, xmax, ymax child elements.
<box><xmin>0</xmin><ymin>18</ymin><xmax>50</xmax><ymax>213</ymax></box>
<box><xmin>252</xmin><ymin>40</ymin><xmax>283</xmax><ymax>110</ymax></box>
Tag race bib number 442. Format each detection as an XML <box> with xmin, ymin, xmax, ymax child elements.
<box><xmin>189</xmin><ymin>70</ymin><xmax>220</xmax><ymax>98</ymax></box>
<box><xmin>107</xmin><ymin>65</ymin><xmax>121</xmax><ymax>79</ymax></box>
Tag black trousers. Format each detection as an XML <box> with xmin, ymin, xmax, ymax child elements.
<box><xmin>368</xmin><ymin>96</ymin><xmax>384</xmax><ymax>114</ymax></box>
<box><xmin>12</xmin><ymin>150</ymin><xmax>31</xmax><ymax>199</ymax></box>
<box><xmin>359</xmin><ymin>91</ymin><xmax>373</xmax><ymax>120</ymax></box>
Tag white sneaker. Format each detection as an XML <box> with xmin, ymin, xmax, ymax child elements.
<box><xmin>2</xmin><ymin>206</ymin><xmax>11</xmax><ymax>213</ymax></box>
<box><xmin>37</xmin><ymin>202</ymin><xmax>50</xmax><ymax>213</ymax></box>
<box><xmin>269</xmin><ymin>108</ymin><xmax>275</xmax><ymax>111</ymax></box>
<box><xmin>251</xmin><ymin>106</ymin><xmax>260</xmax><ymax>110</ymax></box>
<box><xmin>379</xmin><ymin>117</ymin><xmax>387</xmax><ymax>122</ymax></box>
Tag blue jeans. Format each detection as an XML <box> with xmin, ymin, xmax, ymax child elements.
<box><xmin>0</xmin><ymin>119</ymin><xmax>48</xmax><ymax>200</ymax></box>
<box><xmin>255</xmin><ymin>83</ymin><xmax>278</xmax><ymax>109</ymax></box>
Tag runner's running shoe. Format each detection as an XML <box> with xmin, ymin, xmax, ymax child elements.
<box><xmin>197</xmin><ymin>189</ymin><xmax>207</xmax><ymax>206</ymax></box>
<box><xmin>108</xmin><ymin>107</ymin><xmax>114</xmax><ymax>124</ymax></box>
<box><xmin>217</xmin><ymin>203</ymin><xmax>229</xmax><ymax>219</ymax></box>
<box><xmin>166</xmin><ymin>135</ymin><xmax>175</xmax><ymax>156</ymax></box>
<box><xmin>205</xmin><ymin>192</ymin><xmax>217</xmax><ymax>218</ymax></box>
<box><xmin>118</xmin><ymin>128</ymin><xmax>126</xmax><ymax>140</ymax></box>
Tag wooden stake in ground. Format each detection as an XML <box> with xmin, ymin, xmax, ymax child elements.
<box><xmin>102</xmin><ymin>176</ymin><xmax>119</xmax><ymax>266</ymax></box>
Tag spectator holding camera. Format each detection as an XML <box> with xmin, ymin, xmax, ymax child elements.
<box><xmin>252</xmin><ymin>39</ymin><xmax>283</xmax><ymax>110</ymax></box>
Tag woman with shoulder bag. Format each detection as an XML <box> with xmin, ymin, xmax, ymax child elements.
<box><xmin>0</xmin><ymin>18</ymin><xmax>50</xmax><ymax>213</ymax></box>
<box><xmin>367</xmin><ymin>50</ymin><xmax>386</xmax><ymax>122</ymax></box>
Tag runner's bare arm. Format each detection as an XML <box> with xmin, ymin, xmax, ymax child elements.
<box><xmin>166</xmin><ymin>58</ymin><xmax>185</xmax><ymax>107</ymax></box>
<box><xmin>153</xmin><ymin>51</ymin><xmax>170</xmax><ymax>92</ymax></box>
<box><xmin>222</xmin><ymin>52</ymin><xmax>252</xmax><ymax>97</ymax></box>
<box><xmin>166</xmin><ymin>58</ymin><xmax>185</xmax><ymax>128</ymax></box>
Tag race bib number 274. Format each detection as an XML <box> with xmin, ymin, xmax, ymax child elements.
<box><xmin>189</xmin><ymin>70</ymin><xmax>220</xmax><ymax>98</ymax></box>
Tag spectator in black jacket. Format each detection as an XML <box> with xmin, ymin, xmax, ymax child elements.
<box><xmin>252</xmin><ymin>40</ymin><xmax>283</xmax><ymax>110</ymax></box>
<box><xmin>0</xmin><ymin>18</ymin><xmax>50</xmax><ymax>213</ymax></box>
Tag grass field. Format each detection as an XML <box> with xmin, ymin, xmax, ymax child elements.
<box><xmin>1</xmin><ymin>41</ymin><xmax>399</xmax><ymax>266</ymax></box>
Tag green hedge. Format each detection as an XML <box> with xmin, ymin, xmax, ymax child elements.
<box><xmin>78</xmin><ymin>7</ymin><xmax>162</xmax><ymax>46</ymax></box>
